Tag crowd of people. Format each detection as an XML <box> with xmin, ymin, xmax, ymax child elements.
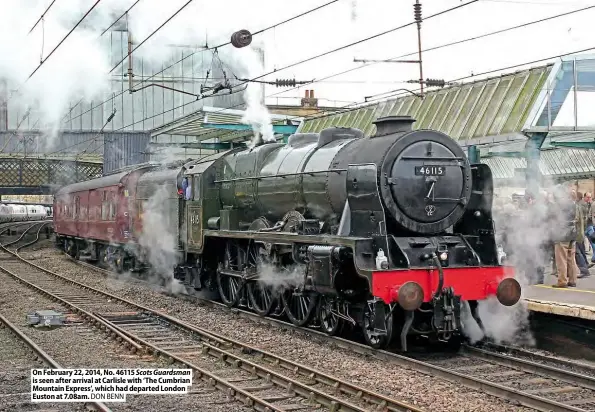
<box><xmin>495</xmin><ymin>186</ymin><xmax>593</xmax><ymax>288</ymax></box>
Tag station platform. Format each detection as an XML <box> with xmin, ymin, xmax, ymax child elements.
<box><xmin>523</xmin><ymin>271</ymin><xmax>595</xmax><ymax>321</ymax></box>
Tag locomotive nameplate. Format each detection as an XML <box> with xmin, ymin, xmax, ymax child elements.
<box><xmin>414</xmin><ymin>166</ymin><xmax>445</xmax><ymax>176</ymax></box>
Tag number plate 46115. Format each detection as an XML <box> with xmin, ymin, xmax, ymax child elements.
<box><xmin>414</xmin><ymin>166</ymin><xmax>445</xmax><ymax>176</ymax></box>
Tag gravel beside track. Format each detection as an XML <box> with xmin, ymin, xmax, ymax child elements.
<box><xmin>0</xmin><ymin>315</ymin><xmax>84</xmax><ymax>412</ymax></box>
<box><xmin>413</xmin><ymin>346</ymin><xmax>595</xmax><ymax>411</ymax></box>
<box><xmin>7</xmin><ymin>234</ymin><xmax>422</xmax><ymax>411</ymax></box>
<box><xmin>29</xmin><ymin>247</ymin><xmax>536</xmax><ymax>412</ymax></box>
<box><xmin>477</xmin><ymin>342</ymin><xmax>595</xmax><ymax>379</ymax></box>
<box><xmin>0</xmin><ymin>235</ymin><xmax>254</xmax><ymax>412</ymax></box>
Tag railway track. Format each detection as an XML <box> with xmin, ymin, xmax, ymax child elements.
<box><xmin>0</xmin><ymin>223</ymin><xmax>421</xmax><ymax>412</ymax></box>
<box><xmin>412</xmin><ymin>345</ymin><xmax>595</xmax><ymax>412</ymax></box>
<box><xmin>0</xmin><ymin>311</ymin><xmax>111</xmax><ymax>412</ymax></box>
<box><xmin>56</xmin><ymin>245</ymin><xmax>595</xmax><ymax>412</ymax></box>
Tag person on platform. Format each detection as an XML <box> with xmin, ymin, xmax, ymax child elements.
<box><xmin>571</xmin><ymin>192</ymin><xmax>591</xmax><ymax>278</ymax></box>
<box><xmin>552</xmin><ymin>188</ymin><xmax>582</xmax><ymax>288</ymax></box>
<box><xmin>582</xmin><ymin>192</ymin><xmax>595</xmax><ymax>267</ymax></box>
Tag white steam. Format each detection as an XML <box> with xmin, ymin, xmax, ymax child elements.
<box><xmin>256</xmin><ymin>261</ymin><xmax>305</xmax><ymax>295</ymax></box>
<box><xmin>239</xmin><ymin>49</ymin><xmax>275</xmax><ymax>147</ymax></box>
<box><xmin>136</xmin><ymin>183</ymin><xmax>185</xmax><ymax>294</ymax></box>
<box><xmin>463</xmin><ymin>180</ymin><xmax>578</xmax><ymax>346</ymax></box>
<box><xmin>460</xmin><ymin>301</ymin><xmax>484</xmax><ymax>345</ymax></box>
<box><xmin>0</xmin><ymin>1</ymin><xmax>110</xmax><ymax>144</ymax></box>
<box><xmin>1</xmin><ymin>0</ymin><xmax>277</xmax><ymax>148</ymax></box>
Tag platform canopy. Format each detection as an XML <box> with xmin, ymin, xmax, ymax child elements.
<box><xmin>299</xmin><ymin>65</ymin><xmax>550</xmax><ymax>140</ymax></box>
<box><xmin>298</xmin><ymin>53</ymin><xmax>595</xmax><ymax>182</ymax></box>
<box><xmin>150</xmin><ymin>106</ymin><xmax>301</xmax><ymax>149</ymax></box>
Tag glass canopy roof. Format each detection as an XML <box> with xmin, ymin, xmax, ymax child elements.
<box><xmin>299</xmin><ymin>65</ymin><xmax>550</xmax><ymax>140</ymax></box>
<box><xmin>525</xmin><ymin>54</ymin><xmax>595</xmax><ymax>132</ymax></box>
<box><xmin>298</xmin><ymin>54</ymin><xmax>595</xmax><ymax>181</ymax></box>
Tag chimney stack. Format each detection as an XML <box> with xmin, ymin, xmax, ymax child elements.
<box><xmin>372</xmin><ymin>116</ymin><xmax>416</xmax><ymax>137</ymax></box>
<box><xmin>301</xmin><ymin>89</ymin><xmax>318</xmax><ymax>108</ymax></box>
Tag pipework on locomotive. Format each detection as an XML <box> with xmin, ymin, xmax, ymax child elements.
<box><xmin>53</xmin><ymin>115</ymin><xmax>521</xmax><ymax>351</ymax></box>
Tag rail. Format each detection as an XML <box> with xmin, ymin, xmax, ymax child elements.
<box><xmin>64</xmin><ymin>255</ymin><xmax>595</xmax><ymax>412</ymax></box>
<box><xmin>2</xmin><ymin>226</ymin><xmax>422</xmax><ymax>412</ymax></box>
<box><xmin>0</xmin><ymin>307</ymin><xmax>112</xmax><ymax>412</ymax></box>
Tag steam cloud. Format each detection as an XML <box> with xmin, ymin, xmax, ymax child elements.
<box><xmin>461</xmin><ymin>179</ymin><xmax>577</xmax><ymax>346</ymax></box>
<box><xmin>0</xmin><ymin>0</ymin><xmax>277</xmax><ymax>149</ymax></box>
<box><xmin>255</xmin><ymin>261</ymin><xmax>305</xmax><ymax>295</ymax></box>
<box><xmin>136</xmin><ymin>183</ymin><xmax>185</xmax><ymax>294</ymax></box>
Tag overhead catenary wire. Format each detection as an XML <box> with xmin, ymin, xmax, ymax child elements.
<box><xmin>61</xmin><ymin>0</ymin><xmax>593</xmax><ymax>127</ymax></box>
<box><xmin>53</xmin><ymin>0</ymin><xmax>538</xmax><ymax>159</ymax></box>
<box><xmin>234</xmin><ymin>0</ymin><xmax>479</xmax><ymax>88</ymax></box>
<box><xmin>100</xmin><ymin>0</ymin><xmax>143</xmax><ymax>37</ymax></box>
<box><xmin>54</xmin><ymin>39</ymin><xmax>593</xmax><ymax>160</ymax></box>
<box><xmin>147</xmin><ymin>41</ymin><xmax>595</xmax><ymax>157</ymax></box>
<box><xmin>29</xmin><ymin>0</ymin><xmax>56</xmax><ymax>34</ymax></box>
<box><xmin>49</xmin><ymin>2</ymin><xmax>595</xmax><ymax>160</ymax></box>
<box><xmin>27</xmin><ymin>0</ymin><xmax>103</xmax><ymax>81</ymax></box>
<box><xmin>0</xmin><ymin>110</ymin><xmax>33</xmax><ymax>154</ymax></box>
<box><xmin>75</xmin><ymin>110</ymin><xmax>118</xmax><ymax>161</ymax></box>
<box><xmin>62</xmin><ymin>0</ymin><xmax>479</xmax><ymax>130</ymax></box>
<box><xmin>266</xmin><ymin>2</ymin><xmax>595</xmax><ymax>101</ymax></box>
<box><xmin>108</xmin><ymin>0</ymin><xmax>195</xmax><ymax>74</ymax></box>
<box><xmin>45</xmin><ymin>0</ymin><xmax>481</xmax><ymax>157</ymax></box>
<box><xmin>294</xmin><ymin>44</ymin><xmax>595</xmax><ymax>126</ymax></box>
<box><xmin>62</xmin><ymin>0</ymin><xmax>344</xmax><ymax>126</ymax></box>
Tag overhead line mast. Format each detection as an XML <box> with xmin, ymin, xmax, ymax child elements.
<box><xmin>353</xmin><ymin>1</ymin><xmax>434</xmax><ymax>96</ymax></box>
<box><xmin>49</xmin><ymin>0</ymin><xmax>482</xmax><ymax>157</ymax></box>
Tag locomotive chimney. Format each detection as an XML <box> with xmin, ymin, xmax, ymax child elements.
<box><xmin>372</xmin><ymin>116</ymin><xmax>416</xmax><ymax>136</ymax></box>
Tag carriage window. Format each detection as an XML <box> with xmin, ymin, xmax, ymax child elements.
<box><xmin>109</xmin><ymin>202</ymin><xmax>116</xmax><ymax>220</ymax></box>
<box><xmin>75</xmin><ymin>196</ymin><xmax>80</xmax><ymax>217</ymax></box>
<box><xmin>101</xmin><ymin>192</ymin><xmax>108</xmax><ymax>220</ymax></box>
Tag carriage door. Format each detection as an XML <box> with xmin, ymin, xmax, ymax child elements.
<box><xmin>74</xmin><ymin>195</ymin><xmax>81</xmax><ymax>236</ymax></box>
<box><xmin>186</xmin><ymin>175</ymin><xmax>203</xmax><ymax>251</ymax></box>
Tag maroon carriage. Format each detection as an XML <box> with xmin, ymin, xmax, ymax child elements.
<box><xmin>53</xmin><ymin>167</ymin><xmax>149</xmax><ymax>268</ymax></box>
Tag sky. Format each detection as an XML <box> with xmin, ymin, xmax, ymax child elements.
<box><xmin>255</xmin><ymin>0</ymin><xmax>595</xmax><ymax>107</ymax></box>
<box><xmin>2</xmin><ymin>0</ymin><xmax>595</xmax><ymax>129</ymax></box>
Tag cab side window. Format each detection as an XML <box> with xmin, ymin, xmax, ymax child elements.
<box><xmin>193</xmin><ymin>177</ymin><xmax>200</xmax><ymax>201</ymax></box>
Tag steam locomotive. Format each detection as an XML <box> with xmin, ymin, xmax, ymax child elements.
<box><xmin>54</xmin><ymin>116</ymin><xmax>521</xmax><ymax>350</ymax></box>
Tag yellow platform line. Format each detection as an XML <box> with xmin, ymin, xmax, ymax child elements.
<box><xmin>534</xmin><ymin>285</ymin><xmax>595</xmax><ymax>294</ymax></box>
